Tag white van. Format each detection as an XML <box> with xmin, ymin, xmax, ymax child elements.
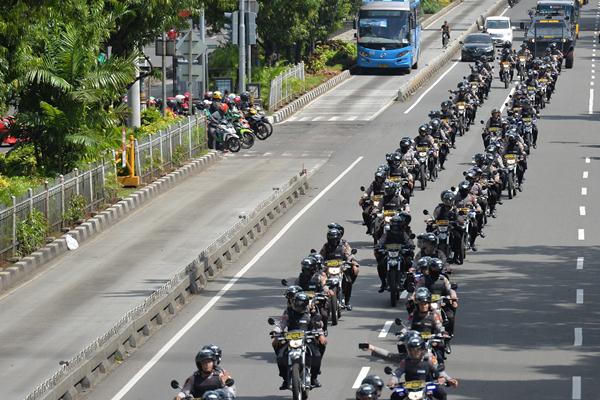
<box><xmin>484</xmin><ymin>16</ymin><xmax>514</xmax><ymax>46</ymax></box>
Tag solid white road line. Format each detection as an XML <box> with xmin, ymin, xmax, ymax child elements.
<box><xmin>109</xmin><ymin>156</ymin><xmax>364</xmax><ymax>400</ymax></box>
<box><xmin>379</xmin><ymin>320</ymin><xmax>394</xmax><ymax>338</ymax></box>
<box><xmin>352</xmin><ymin>367</ymin><xmax>371</xmax><ymax>389</ymax></box>
<box><xmin>574</xmin><ymin>328</ymin><xmax>583</xmax><ymax>346</ymax></box>
<box><xmin>576</xmin><ymin>289</ymin><xmax>584</xmax><ymax>304</ymax></box>
<box><xmin>404</xmin><ymin>62</ymin><xmax>459</xmax><ymax>114</ymax></box>
<box><xmin>581</xmin><ymin>187</ymin><xmax>587</xmax><ymax>196</ymax></box>
<box><xmin>583</xmin><ymin>171</ymin><xmax>589</xmax><ymax>179</ymax></box>
<box><xmin>500</xmin><ymin>88</ymin><xmax>517</xmax><ymax>113</ymax></box>
<box><xmin>590</xmin><ymin>89</ymin><xmax>595</xmax><ymax>115</ymax></box>
<box><xmin>578</xmin><ymin>229</ymin><xmax>585</xmax><ymax>241</ymax></box>
<box><xmin>572</xmin><ymin>376</ymin><xmax>582</xmax><ymax>400</ymax></box>
<box><xmin>580</xmin><ymin>206</ymin><xmax>586</xmax><ymax>216</ymax></box>
<box><xmin>499</xmin><ymin>6</ymin><xmax>510</xmax><ymax>16</ymax></box>
<box><xmin>577</xmin><ymin>257</ymin><xmax>584</xmax><ymax>270</ymax></box>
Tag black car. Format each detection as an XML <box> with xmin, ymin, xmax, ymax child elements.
<box><xmin>460</xmin><ymin>33</ymin><xmax>495</xmax><ymax>62</ymax></box>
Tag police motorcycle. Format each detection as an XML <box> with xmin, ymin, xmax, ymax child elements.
<box><xmin>384</xmin><ymin>366</ymin><xmax>445</xmax><ymax>400</ymax></box>
<box><xmin>376</xmin><ymin>241</ymin><xmax>415</xmax><ymax>307</ymax></box>
<box><xmin>502</xmin><ymin>151</ymin><xmax>520</xmax><ymax>199</ymax></box>
<box><xmin>170</xmin><ymin>378</ymin><xmax>235</xmax><ymax>400</ymax></box>
<box><xmin>422</xmin><ymin>210</ymin><xmax>454</xmax><ymax>261</ymax></box>
<box><xmin>281</xmin><ymin>279</ymin><xmax>331</xmax><ymax>329</ymax></box>
<box><xmin>268</xmin><ymin>317</ymin><xmax>325</xmax><ymax>400</ymax></box>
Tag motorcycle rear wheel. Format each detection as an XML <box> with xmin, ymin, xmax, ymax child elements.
<box><xmin>241</xmin><ymin>132</ymin><xmax>255</xmax><ymax>149</ymax></box>
<box><xmin>226</xmin><ymin>137</ymin><xmax>241</xmax><ymax>153</ymax></box>
<box><xmin>255</xmin><ymin>123</ymin><xmax>270</xmax><ymax>140</ymax></box>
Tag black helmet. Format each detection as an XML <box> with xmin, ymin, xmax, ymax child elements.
<box><xmin>416</xmin><ymin>256</ymin><xmax>431</xmax><ymax>271</ymax></box>
<box><xmin>473</xmin><ymin>153</ymin><xmax>486</xmax><ymax>167</ymax></box>
<box><xmin>399</xmin><ymin>137</ymin><xmax>412</xmax><ymax>152</ymax></box>
<box><xmin>202</xmin><ymin>391</ymin><xmax>221</xmax><ymax>400</ymax></box>
<box><xmin>285</xmin><ymin>285</ymin><xmax>303</xmax><ymax>301</ymax></box>
<box><xmin>491</xmin><ymin>108</ymin><xmax>500</xmax><ymax>117</ymax></box>
<box><xmin>327</xmin><ymin>222</ymin><xmax>344</xmax><ymax>237</ymax></box>
<box><xmin>441</xmin><ymin>190</ymin><xmax>455</xmax><ymax>206</ymax></box>
<box><xmin>418</xmin><ymin>124</ymin><xmax>430</xmax><ymax>136</ymax></box>
<box><xmin>406</xmin><ymin>335</ymin><xmax>426</xmax><ymax>360</ymax></box>
<box><xmin>430</xmin><ymin>118</ymin><xmax>441</xmax><ymax>130</ymax></box>
<box><xmin>327</xmin><ymin>228</ymin><xmax>342</xmax><ymax>246</ymax></box>
<box><xmin>292</xmin><ymin>292</ymin><xmax>310</xmax><ymax>313</ymax></box>
<box><xmin>428</xmin><ymin>258</ymin><xmax>444</xmax><ymax>275</ymax></box>
<box><xmin>485</xmin><ymin>152</ymin><xmax>495</xmax><ymax>165</ymax></box>
<box><xmin>507</xmin><ymin>132</ymin><xmax>517</xmax><ymax>144</ymax></box>
<box><xmin>389</xmin><ymin>214</ymin><xmax>403</xmax><ymax>232</ymax></box>
<box><xmin>301</xmin><ymin>257</ymin><xmax>317</xmax><ymax>274</ymax></box>
<box><xmin>356</xmin><ymin>384</ymin><xmax>378</xmax><ymax>400</ymax></box>
<box><xmin>374</xmin><ymin>170</ymin><xmax>386</xmax><ymax>183</ymax></box>
<box><xmin>383</xmin><ymin>180</ymin><xmax>397</xmax><ymax>197</ymax></box>
<box><xmin>415</xmin><ymin>287</ymin><xmax>432</xmax><ymax>304</ymax></box>
<box><xmin>486</xmin><ymin>144</ymin><xmax>498</xmax><ymax>154</ymax></box>
<box><xmin>201</xmin><ymin>344</ymin><xmax>223</xmax><ymax>365</ymax></box>
<box><xmin>240</xmin><ymin>91</ymin><xmax>250</xmax><ymax>102</ymax></box>
<box><xmin>397</xmin><ymin>211</ymin><xmax>411</xmax><ymax>226</ymax></box>
<box><xmin>309</xmin><ymin>252</ymin><xmax>325</xmax><ymax>268</ymax></box>
<box><xmin>464</xmin><ymin>170</ymin><xmax>477</xmax><ymax>182</ymax></box>
<box><xmin>195</xmin><ymin>348</ymin><xmax>216</xmax><ymax>369</ymax></box>
<box><xmin>421</xmin><ymin>232</ymin><xmax>437</xmax><ymax>245</ymax></box>
<box><xmin>361</xmin><ymin>375</ymin><xmax>385</xmax><ymax>394</ymax></box>
<box><xmin>458</xmin><ymin>180</ymin><xmax>471</xmax><ymax>195</ymax></box>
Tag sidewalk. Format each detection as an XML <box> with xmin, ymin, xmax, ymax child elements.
<box><xmin>0</xmin><ymin>151</ymin><xmax>326</xmax><ymax>399</ymax></box>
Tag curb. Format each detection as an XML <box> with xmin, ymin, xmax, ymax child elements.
<box><xmin>272</xmin><ymin>70</ymin><xmax>352</xmax><ymax>123</ymax></box>
<box><xmin>0</xmin><ymin>151</ymin><xmax>222</xmax><ymax>294</ymax></box>
<box><xmin>397</xmin><ymin>0</ymin><xmax>508</xmax><ymax>101</ymax></box>
<box><xmin>26</xmin><ymin>173</ymin><xmax>309</xmax><ymax>400</ymax></box>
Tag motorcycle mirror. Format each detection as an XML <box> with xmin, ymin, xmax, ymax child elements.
<box><xmin>451</xmin><ymin>283</ymin><xmax>458</xmax><ymax>290</ymax></box>
<box><xmin>225</xmin><ymin>378</ymin><xmax>235</xmax><ymax>387</ymax></box>
<box><xmin>422</xmin><ymin>209</ymin><xmax>429</xmax><ymax>215</ymax></box>
<box><xmin>351</xmin><ymin>248</ymin><xmax>358</xmax><ymax>255</ymax></box>
<box><xmin>462</xmin><ymin>76</ymin><xmax>466</xmax><ymax>79</ymax></box>
<box><xmin>310</xmin><ymin>248</ymin><xmax>317</xmax><ymax>254</ymax></box>
<box><xmin>360</xmin><ymin>186</ymin><xmax>366</xmax><ymax>192</ymax></box>
<box><xmin>394</xmin><ymin>318</ymin><xmax>402</xmax><ymax>325</ymax></box>
<box><xmin>170</xmin><ymin>380</ymin><xmax>180</xmax><ymax>390</ymax></box>
<box><xmin>267</xmin><ymin>317</ymin><xmax>275</xmax><ymax>326</ymax></box>
<box><xmin>384</xmin><ymin>366</ymin><xmax>394</xmax><ymax>375</ymax></box>
<box><xmin>410</xmin><ymin>233</ymin><xmax>416</xmax><ymax>239</ymax></box>
<box><xmin>462</xmin><ymin>171</ymin><xmax>467</xmax><ymax>176</ymax></box>
<box><xmin>281</xmin><ymin>279</ymin><xmax>288</xmax><ymax>286</ymax></box>
<box><xmin>450</xmin><ymin>186</ymin><xmax>456</xmax><ymax>191</ymax></box>
<box><xmin>480</xmin><ymin>120</ymin><xmax>484</xmax><ymax>124</ymax></box>
<box><xmin>449</xmin><ymin>96</ymin><xmax>453</xmax><ymax>100</ymax></box>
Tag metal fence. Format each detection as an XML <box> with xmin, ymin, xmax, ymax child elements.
<box><xmin>0</xmin><ymin>115</ymin><xmax>207</xmax><ymax>261</ymax></box>
<box><xmin>135</xmin><ymin>114</ymin><xmax>207</xmax><ymax>184</ymax></box>
<box><xmin>268</xmin><ymin>62</ymin><xmax>305</xmax><ymax>112</ymax></box>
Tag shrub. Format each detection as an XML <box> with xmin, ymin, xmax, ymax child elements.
<box><xmin>64</xmin><ymin>194</ymin><xmax>87</xmax><ymax>225</ymax></box>
<box><xmin>0</xmin><ymin>175</ymin><xmax>43</xmax><ymax>206</ymax></box>
<box><xmin>103</xmin><ymin>172</ymin><xmax>121</xmax><ymax>203</ymax></box>
<box><xmin>171</xmin><ymin>144</ymin><xmax>188</xmax><ymax>168</ymax></box>
<box><xmin>0</xmin><ymin>144</ymin><xmax>38</xmax><ymax>177</ymax></box>
<box><xmin>422</xmin><ymin>0</ymin><xmax>451</xmax><ymax>14</ymax></box>
<box><xmin>306</xmin><ymin>40</ymin><xmax>356</xmax><ymax>73</ymax></box>
<box><xmin>16</xmin><ymin>209</ymin><xmax>48</xmax><ymax>257</ymax></box>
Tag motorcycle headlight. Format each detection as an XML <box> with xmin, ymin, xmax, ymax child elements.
<box><xmin>289</xmin><ymin>339</ymin><xmax>303</xmax><ymax>349</ymax></box>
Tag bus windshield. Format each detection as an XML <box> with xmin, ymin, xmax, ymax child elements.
<box><xmin>358</xmin><ymin>10</ymin><xmax>410</xmax><ymax>49</ymax></box>
<box><xmin>536</xmin><ymin>4</ymin><xmax>575</xmax><ymax>19</ymax></box>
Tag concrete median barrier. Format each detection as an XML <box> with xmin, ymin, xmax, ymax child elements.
<box><xmin>25</xmin><ymin>172</ymin><xmax>309</xmax><ymax>400</ymax></box>
<box><xmin>397</xmin><ymin>0</ymin><xmax>508</xmax><ymax>101</ymax></box>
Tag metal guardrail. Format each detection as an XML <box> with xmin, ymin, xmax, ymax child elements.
<box><xmin>0</xmin><ymin>116</ymin><xmax>207</xmax><ymax>262</ymax></box>
<box><xmin>268</xmin><ymin>62</ymin><xmax>306</xmax><ymax>112</ymax></box>
<box><xmin>24</xmin><ymin>174</ymin><xmax>306</xmax><ymax>400</ymax></box>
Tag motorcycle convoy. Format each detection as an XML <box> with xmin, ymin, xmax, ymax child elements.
<box><xmin>168</xmin><ymin>27</ymin><xmax>568</xmax><ymax>400</ymax></box>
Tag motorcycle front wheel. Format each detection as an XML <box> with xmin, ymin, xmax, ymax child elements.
<box><xmin>388</xmin><ymin>270</ymin><xmax>398</xmax><ymax>307</ymax></box>
<box><xmin>291</xmin><ymin>363</ymin><xmax>303</xmax><ymax>400</ymax></box>
<box><xmin>420</xmin><ymin>164</ymin><xmax>427</xmax><ymax>190</ymax></box>
<box><xmin>226</xmin><ymin>137</ymin><xmax>241</xmax><ymax>153</ymax></box>
<box><xmin>255</xmin><ymin>122</ymin><xmax>270</xmax><ymax>140</ymax></box>
<box><xmin>240</xmin><ymin>131</ymin><xmax>255</xmax><ymax>149</ymax></box>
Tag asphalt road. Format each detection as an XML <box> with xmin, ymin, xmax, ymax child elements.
<box><xmin>82</xmin><ymin>1</ymin><xmax>600</xmax><ymax>400</ymax></box>
<box><xmin>287</xmin><ymin>0</ymin><xmax>501</xmax><ymax>123</ymax></box>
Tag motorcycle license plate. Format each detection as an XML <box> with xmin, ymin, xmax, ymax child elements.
<box><xmin>326</xmin><ymin>260</ymin><xmax>342</xmax><ymax>267</ymax></box>
<box><xmin>431</xmin><ymin>294</ymin><xmax>442</xmax><ymax>302</ymax></box>
<box><xmin>527</xmin><ymin>86</ymin><xmax>535</xmax><ymax>90</ymax></box>
<box><xmin>505</xmin><ymin>154</ymin><xmax>517</xmax><ymax>160</ymax></box>
<box><xmin>460</xmin><ymin>208</ymin><xmax>469</xmax><ymax>213</ymax></box>
<box><xmin>328</xmin><ymin>266</ymin><xmax>341</xmax><ymax>275</ymax></box>
<box><xmin>304</xmin><ymin>291</ymin><xmax>315</xmax><ymax>298</ymax></box>
<box><xmin>417</xmin><ymin>146</ymin><xmax>429</xmax><ymax>152</ymax></box>
<box><xmin>372</xmin><ymin>195</ymin><xmax>383</xmax><ymax>202</ymax></box>
<box><xmin>523</xmin><ymin>117</ymin><xmax>532</xmax><ymax>122</ymax></box>
<box><xmin>488</xmin><ymin>127</ymin><xmax>500</xmax><ymax>132</ymax></box>
<box><xmin>404</xmin><ymin>381</ymin><xmax>426</xmax><ymax>390</ymax></box>
<box><xmin>389</xmin><ymin>176</ymin><xmax>402</xmax><ymax>182</ymax></box>
<box><xmin>385</xmin><ymin>243</ymin><xmax>402</xmax><ymax>250</ymax></box>
<box><xmin>539</xmin><ymin>78</ymin><xmax>547</xmax><ymax>83</ymax></box>
<box><xmin>383</xmin><ymin>210</ymin><xmax>396</xmax><ymax>217</ymax></box>
<box><xmin>285</xmin><ymin>332</ymin><xmax>304</xmax><ymax>340</ymax></box>
<box><xmin>420</xmin><ymin>332</ymin><xmax>433</xmax><ymax>339</ymax></box>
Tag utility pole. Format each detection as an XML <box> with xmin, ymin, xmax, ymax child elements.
<box><xmin>200</xmin><ymin>8</ymin><xmax>207</xmax><ymax>95</ymax></box>
<box><xmin>238</xmin><ymin>0</ymin><xmax>246</xmax><ymax>93</ymax></box>
<box><xmin>161</xmin><ymin>32</ymin><xmax>167</xmax><ymax>116</ymax></box>
<box><xmin>128</xmin><ymin>63</ymin><xmax>141</xmax><ymax>128</ymax></box>
<box><xmin>187</xmin><ymin>18</ymin><xmax>194</xmax><ymax>113</ymax></box>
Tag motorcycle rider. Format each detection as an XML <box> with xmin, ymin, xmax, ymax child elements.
<box><xmin>320</xmin><ymin>228</ymin><xmax>359</xmax><ymax>310</ymax></box>
<box><xmin>397</xmin><ymin>137</ymin><xmax>419</xmax><ymax>192</ymax></box>
<box><xmin>415</xmin><ymin>232</ymin><xmax>447</xmax><ymax>266</ymax></box>
<box><xmin>429</xmin><ymin>118</ymin><xmax>450</xmax><ymax>170</ymax></box>
<box><xmin>375</xmin><ymin>213</ymin><xmax>415</xmax><ymax>292</ymax></box>
<box><xmin>407</xmin><ymin>287</ymin><xmax>448</xmax><ymax>366</ymax></box>
<box><xmin>453</xmin><ymin>180</ymin><xmax>481</xmax><ymax>254</ymax></box>
<box><xmin>175</xmin><ymin>349</ymin><xmax>236</xmax><ymax>399</ymax></box>
<box><xmin>360</xmin><ymin>170</ymin><xmax>386</xmax><ymax>233</ymax></box>
<box><xmin>207</xmin><ymin>103</ymin><xmax>229</xmax><ymax>150</ymax></box>
<box><xmin>414</xmin><ymin>258</ymin><xmax>458</xmax><ymax>336</ymax></box>
<box><xmin>209</xmin><ymin>91</ymin><xmax>223</xmax><ymax>113</ymax></box>
<box><xmin>520</xmin><ymin>98</ymin><xmax>539</xmax><ymax>148</ymax></box>
<box><xmin>474</xmin><ymin>153</ymin><xmax>501</xmax><ymax>218</ymax></box>
<box><xmin>464</xmin><ymin>169</ymin><xmax>487</xmax><ymax>238</ymax></box>
<box><xmin>499</xmin><ymin>47</ymin><xmax>516</xmax><ymax>81</ymax></box>
<box><xmin>271</xmin><ymin>292</ymin><xmax>327</xmax><ymax>389</ymax></box>
<box><xmin>503</xmin><ymin>131</ymin><xmax>527</xmax><ymax>191</ymax></box>
<box><xmin>361</xmin><ymin>336</ymin><xmax>458</xmax><ymax>400</ymax></box>
<box><xmin>362</xmin><ymin>375</ymin><xmax>385</xmax><ymax>398</ymax></box>
<box><xmin>483</xmin><ymin>109</ymin><xmax>505</xmax><ymax>147</ymax></box>
<box><xmin>355</xmin><ymin>384</ymin><xmax>379</xmax><ymax>400</ymax></box>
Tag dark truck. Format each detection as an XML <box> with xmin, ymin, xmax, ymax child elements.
<box><xmin>524</xmin><ymin>16</ymin><xmax>575</xmax><ymax>68</ymax></box>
